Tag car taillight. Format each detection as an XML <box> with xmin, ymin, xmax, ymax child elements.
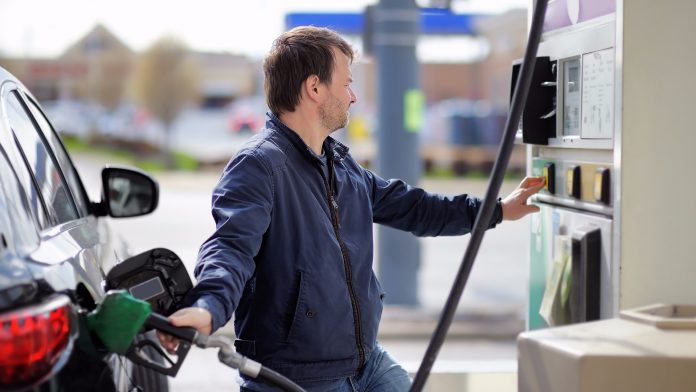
<box><xmin>0</xmin><ymin>295</ymin><xmax>74</xmax><ymax>388</ymax></box>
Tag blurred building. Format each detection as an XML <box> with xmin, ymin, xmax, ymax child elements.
<box><xmin>0</xmin><ymin>24</ymin><xmax>257</xmax><ymax>108</ymax></box>
<box><xmin>1</xmin><ymin>24</ymin><xmax>134</xmax><ymax>108</ymax></box>
<box><xmin>192</xmin><ymin>51</ymin><xmax>257</xmax><ymax>108</ymax></box>
<box><xmin>357</xmin><ymin>9</ymin><xmax>526</xmax><ymax>107</ymax></box>
<box><xmin>345</xmin><ymin>8</ymin><xmax>527</xmax><ymax>172</ymax></box>
<box><xmin>0</xmin><ymin>10</ymin><xmax>525</xmax><ymax>110</ymax></box>
<box><xmin>474</xmin><ymin>9</ymin><xmax>528</xmax><ymax>112</ymax></box>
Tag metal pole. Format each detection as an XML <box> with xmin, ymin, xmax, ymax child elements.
<box><xmin>375</xmin><ymin>0</ymin><xmax>421</xmax><ymax>306</ymax></box>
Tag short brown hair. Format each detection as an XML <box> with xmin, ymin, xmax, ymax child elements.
<box><xmin>263</xmin><ymin>26</ymin><xmax>354</xmax><ymax>115</ymax></box>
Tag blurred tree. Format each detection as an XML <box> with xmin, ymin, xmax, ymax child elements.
<box><xmin>131</xmin><ymin>37</ymin><xmax>199</xmax><ymax>167</ymax></box>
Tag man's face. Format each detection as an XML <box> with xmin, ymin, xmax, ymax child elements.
<box><xmin>319</xmin><ymin>48</ymin><xmax>357</xmax><ymax>133</ymax></box>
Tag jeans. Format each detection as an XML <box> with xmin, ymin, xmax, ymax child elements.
<box><xmin>240</xmin><ymin>343</ymin><xmax>412</xmax><ymax>392</ymax></box>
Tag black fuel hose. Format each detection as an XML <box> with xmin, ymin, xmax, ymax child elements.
<box><xmin>409</xmin><ymin>1</ymin><xmax>549</xmax><ymax>391</ymax></box>
<box><xmin>258</xmin><ymin>367</ymin><xmax>306</xmax><ymax>392</ymax></box>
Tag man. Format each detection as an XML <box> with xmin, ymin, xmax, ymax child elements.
<box><xmin>159</xmin><ymin>26</ymin><xmax>544</xmax><ymax>391</ymax></box>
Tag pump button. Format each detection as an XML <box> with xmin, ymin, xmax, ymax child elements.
<box><xmin>566</xmin><ymin>166</ymin><xmax>581</xmax><ymax>198</ymax></box>
<box><xmin>543</xmin><ymin>163</ymin><xmax>556</xmax><ymax>194</ymax></box>
<box><xmin>594</xmin><ymin>168</ymin><xmax>611</xmax><ymax>204</ymax></box>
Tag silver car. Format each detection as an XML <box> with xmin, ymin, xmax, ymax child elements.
<box><xmin>0</xmin><ymin>65</ymin><xmax>168</xmax><ymax>391</ymax></box>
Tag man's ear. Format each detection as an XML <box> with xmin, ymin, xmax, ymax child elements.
<box><xmin>304</xmin><ymin>75</ymin><xmax>322</xmax><ymax>102</ymax></box>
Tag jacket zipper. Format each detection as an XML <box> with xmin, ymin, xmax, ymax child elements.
<box><xmin>322</xmin><ymin>157</ymin><xmax>366</xmax><ymax>370</ymax></box>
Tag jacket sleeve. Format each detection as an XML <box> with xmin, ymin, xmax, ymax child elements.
<box><xmin>363</xmin><ymin>169</ymin><xmax>500</xmax><ymax>237</ymax></box>
<box><xmin>184</xmin><ymin>151</ymin><xmax>273</xmax><ymax>332</ymax></box>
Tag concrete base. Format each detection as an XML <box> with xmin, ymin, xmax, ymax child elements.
<box><xmin>404</xmin><ymin>360</ymin><xmax>517</xmax><ymax>392</ymax></box>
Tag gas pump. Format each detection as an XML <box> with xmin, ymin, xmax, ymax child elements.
<box><xmin>517</xmin><ymin>0</ymin><xmax>696</xmax><ymax>390</ymax></box>
<box><xmin>516</xmin><ymin>1</ymin><xmax>618</xmax><ymax>329</ymax></box>
<box><xmin>518</xmin><ymin>0</ymin><xmax>696</xmax><ymax>330</ymax></box>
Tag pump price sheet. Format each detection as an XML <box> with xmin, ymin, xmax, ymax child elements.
<box><xmin>581</xmin><ymin>48</ymin><xmax>615</xmax><ymax>139</ymax></box>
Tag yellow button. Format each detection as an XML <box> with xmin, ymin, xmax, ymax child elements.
<box><xmin>593</xmin><ymin>171</ymin><xmax>602</xmax><ymax>201</ymax></box>
<box><xmin>594</xmin><ymin>168</ymin><xmax>610</xmax><ymax>204</ymax></box>
<box><xmin>542</xmin><ymin>163</ymin><xmax>555</xmax><ymax>194</ymax></box>
<box><xmin>566</xmin><ymin>166</ymin><xmax>580</xmax><ymax>198</ymax></box>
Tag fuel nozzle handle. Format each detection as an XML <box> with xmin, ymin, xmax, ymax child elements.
<box><xmin>145</xmin><ymin>312</ymin><xmax>198</xmax><ymax>342</ymax></box>
<box><xmin>144</xmin><ymin>313</ymin><xmax>305</xmax><ymax>391</ymax></box>
<box><xmin>124</xmin><ymin>312</ymin><xmax>198</xmax><ymax>377</ymax></box>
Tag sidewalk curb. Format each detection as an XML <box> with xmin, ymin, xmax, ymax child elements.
<box><xmin>213</xmin><ymin>306</ymin><xmax>524</xmax><ymax>341</ymax></box>
<box><xmin>378</xmin><ymin>306</ymin><xmax>524</xmax><ymax>340</ymax></box>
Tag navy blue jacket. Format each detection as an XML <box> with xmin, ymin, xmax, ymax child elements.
<box><xmin>187</xmin><ymin>113</ymin><xmax>501</xmax><ymax>382</ymax></box>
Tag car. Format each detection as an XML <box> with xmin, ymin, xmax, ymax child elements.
<box><xmin>0</xmin><ymin>65</ymin><xmax>169</xmax><ymax>391</ymax></box>
<box><xmin>226</xmin><ymin>95</ymin><xmax>266</xmax><ymax>134</ymax></box>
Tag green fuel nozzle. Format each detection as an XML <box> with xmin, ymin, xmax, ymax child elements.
<box><xmin>86</xmin><ymin>290</ymin><xmax>196</xmax><ymax>377</ymax></box>
<box><xmin>84</xmin><ymin>290</ymin><xmax>304</xmax><ymax>390</ymax></box>
<box><xmin>86</xmin><ymin>290</ymin><xmax>151</xmax><ymax>354</ymax></box>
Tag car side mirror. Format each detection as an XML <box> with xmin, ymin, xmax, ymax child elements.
<box><xmin>97</xmin><ymin>166</ymin><xmax>159</xmax><ymax>218</ymax></box>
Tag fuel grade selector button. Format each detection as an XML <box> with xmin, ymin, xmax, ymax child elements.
<box><xmin>566</xmin><ymin>165</ymin><xmax>581</xmax><ymax>198</ymax></box>
<box><xmin>543</xmin><ymin>163</ymin><xmax>556</xmax><ymax>194</ymax></box>
<box><xmin>594</xmin><ymin>168</ymin><xmax>611</xmax><ymax>204</ymax></box>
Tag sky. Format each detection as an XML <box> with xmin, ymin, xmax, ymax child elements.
<box><xmin>0</xmin><ymin>0</ymin><xmax>527</xmax><ymax>59</ymax></box>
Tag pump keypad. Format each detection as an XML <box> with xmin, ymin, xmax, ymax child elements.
<box><xmin>534</xmin><ymin>159</ymin><xmax>612</xmax><ymax>206</ymax></box>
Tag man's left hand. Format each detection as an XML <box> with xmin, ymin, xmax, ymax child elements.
<box><xmin>500</xmin><ymin>176</ymin><xmax>545</xmax><ymax>221</ymax></box>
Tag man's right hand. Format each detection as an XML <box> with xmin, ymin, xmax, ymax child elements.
<box><xmin>156</xmin><ymin>307</ymin><xmax>212</xmax><ymax>354</ymax></box>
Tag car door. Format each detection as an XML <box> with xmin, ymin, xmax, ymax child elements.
<box><xmin>0</xmin><ymin>83</ymin><xmax>132</xmax><ymax>390</ymax></box>
<box><xmin>18</xmin><ymin>88</ymin><xmax>128</xmax><ymax>277</ymax></box>
<box><xmin>2</xmin><ymin>85</ymin><xmax>107</xmax><ymax>294</ymax></box>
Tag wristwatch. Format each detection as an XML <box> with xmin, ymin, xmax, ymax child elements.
<box><xmin>495</xmin><ymin>198</ymin><xmax>504</xmax><ymax>224</ymax></box>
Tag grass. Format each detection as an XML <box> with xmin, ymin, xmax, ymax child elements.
<box><xmin>62</xmin><ymin>136</ymin><xmax>91</xmax><ymax>153</ymax></box>
<box><xmin>62</xmin><ymin>135</ymin><xmax>200</xmax><ymax>172</ymax></box>
<box><xmin>173</xmin><ymin>151</ymin><xmax>200</xmax><ymax>171</ymax></box>
<box><xmin>424</xmin><ymin>166</ymin><xmax>456</xmax><ymax>179</ymax></box>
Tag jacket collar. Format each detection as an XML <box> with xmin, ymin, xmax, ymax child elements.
<box><xmin>266</xmin><ymin>112</ymin><xmax>349</xmax><ymax>165</ymax></box>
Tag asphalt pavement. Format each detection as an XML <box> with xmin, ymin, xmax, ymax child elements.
<box><xmin>73</xmin><ymin>152</ymin><xmax>527</xmax><ymax>391</ymax></box>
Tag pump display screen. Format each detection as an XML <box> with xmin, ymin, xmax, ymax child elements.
<box><xmin>563</xmin><ymin>58</ymin><xmax>581</xmax><ymax>136</ymax></box>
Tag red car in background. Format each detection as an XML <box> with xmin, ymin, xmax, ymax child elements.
<box><xmin>226</xmin><ymin>96</ymin><xmax>267</xmax><ymax>134</ymax></box>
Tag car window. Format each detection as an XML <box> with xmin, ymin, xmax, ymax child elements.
<box><xmin>2</xmin><ymin>101</ymin><xmax>50</xmax><ymax>229</ymax></box>
<box><xmin>0</xmin><ymin>146</ymin><xmax>40</xmax><ymax>255</ymax></box>
<box><xmin>23</xmin><ymin>94</ymin><xmax>90</xmax><ymax>216</ymax></box>
<box><xmin>5</xmin><ymin>91</ymin><xmax>79</xmax><ymax>226</ymax></box>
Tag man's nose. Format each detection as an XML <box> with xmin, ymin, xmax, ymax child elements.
<box><xmin>349</xmin><ymin>88</ymin><xmax>357</xmax><ymax>104</ymax></box>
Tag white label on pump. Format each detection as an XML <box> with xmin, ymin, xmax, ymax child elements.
<box><xmin>581</xmin><ymin>48</ymin><xmax>615</xmax><ymax>139</ymax></box>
